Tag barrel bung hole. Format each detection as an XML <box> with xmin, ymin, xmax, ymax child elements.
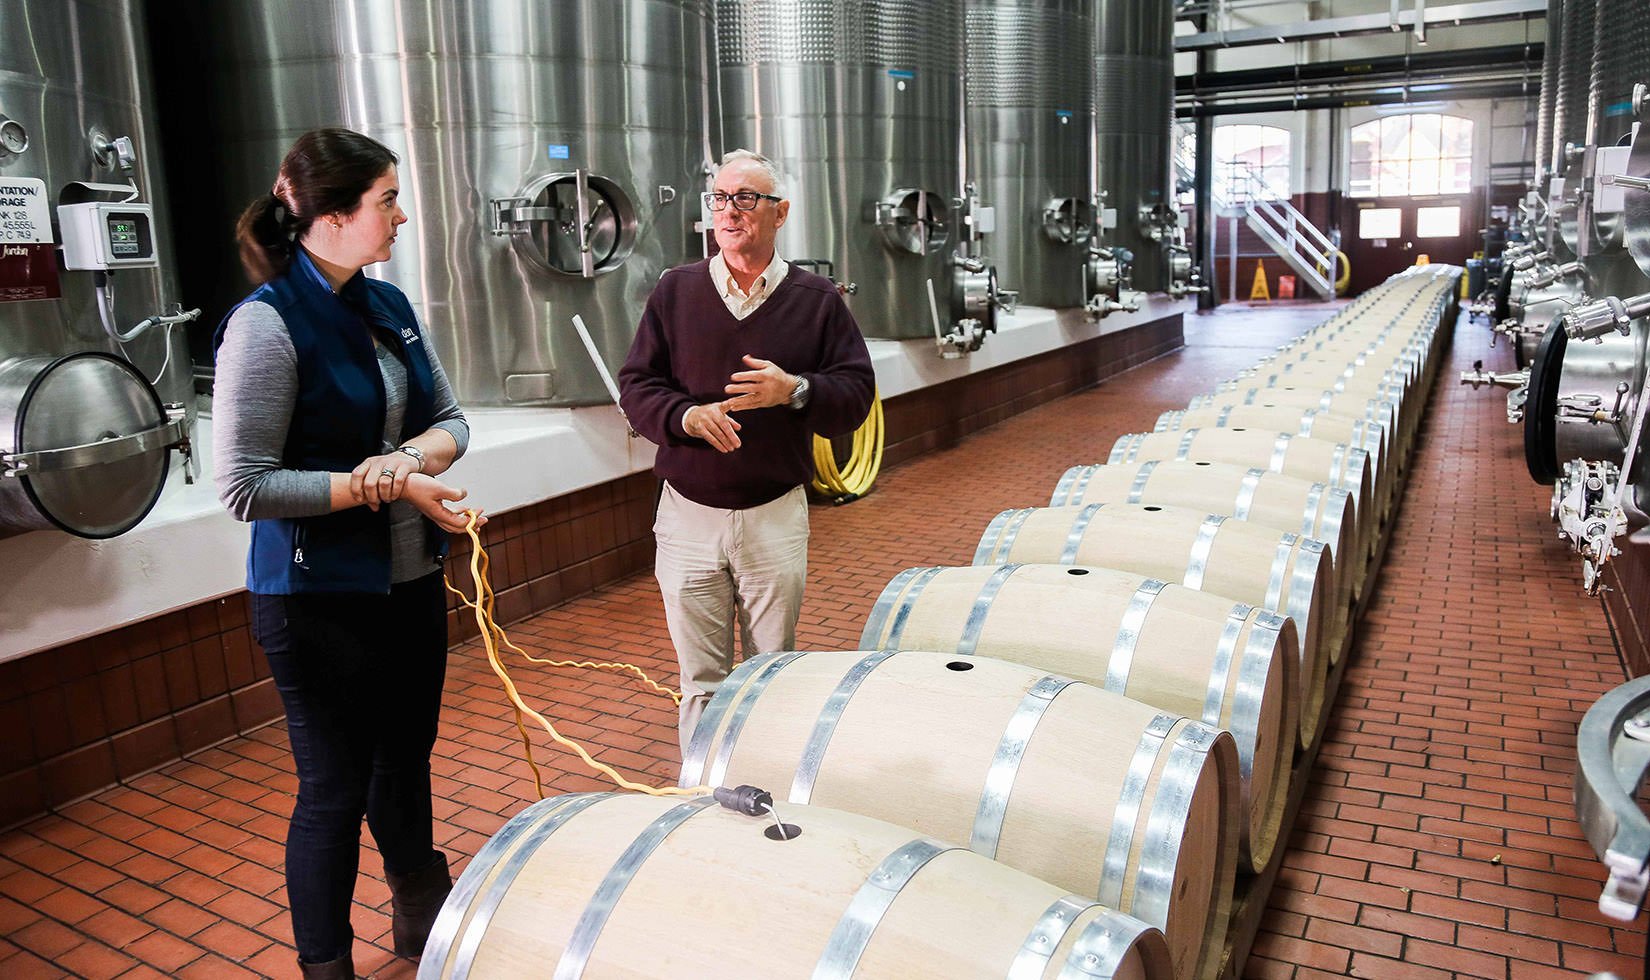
<box><xmin>765</xmin><ymin>823</ymin><xmax>803</xmax><ymax>841</ymax></box>
<box><xmin>1065</xmin><ymin>568</ymin><xmax>1090</xmax><ymax>575</ymax></box>
<box><xmin>1230</xmin><ymin>427</ymin><xmax>1246</xmax><ymax>432</ymax></box>
<box><xmin>1143</xmin><ymin>506</ymin><xmax>1162</xmax><ymax>512</ymax></box>
<box><xmin>1194</xmin><ymin>461</ymin><xmax>1211</xmax><ymax>466</ymax></box>
<box><xmin>946</xmin><ymin>660</ymin><xmax>975</xmax><ymax>671</ymax></box>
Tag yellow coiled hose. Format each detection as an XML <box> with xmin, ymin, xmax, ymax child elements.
<box><xmin>810</xmin><ymin>389</ymin><xmax>884</xmax><ymax>502</ymax></box>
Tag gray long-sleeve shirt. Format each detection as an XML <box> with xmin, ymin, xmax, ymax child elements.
<box><xmin>213</xmin><ymin>300</ymin><xmax>470</xmax><ymax>583</ymax></box>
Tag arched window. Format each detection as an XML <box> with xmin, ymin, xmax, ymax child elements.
<box><xmin>1213</xmin><ymin>124</ymin><xmax>1291</xmax><ymax>201</ymax></box>
<box><xmin>1349</xmin><ymin>114</ymin><xmax>1473</xmax><ymax>197</ymax></box>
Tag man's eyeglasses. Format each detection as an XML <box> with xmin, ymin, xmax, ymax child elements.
<box><xmin>703</xmin><ymin>190</ymin><xmax>782</xmax><ymax>212</ymax></box>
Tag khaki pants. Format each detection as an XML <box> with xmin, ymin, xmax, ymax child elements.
<box><xmin>654</xmin><ymin>482</ymin><xmax>809</xmax><ymax>759</ymax></box>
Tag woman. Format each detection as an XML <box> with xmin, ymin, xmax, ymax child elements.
<box><xmin>214</xmin><ymin>128</ymin><xmax>482</xmax><ymax>980</ymax></box>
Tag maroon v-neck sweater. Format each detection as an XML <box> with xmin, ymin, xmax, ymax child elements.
<box><xmin>618</xmin><ymin>259</ymin><xmax>875</xmax><ymax>509</ymax></box>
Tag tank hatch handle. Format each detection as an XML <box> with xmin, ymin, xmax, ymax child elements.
<box><xmin>2</xmin><ymin>408</ymin><xmax>188</xmax><ymax>478</ymax></box>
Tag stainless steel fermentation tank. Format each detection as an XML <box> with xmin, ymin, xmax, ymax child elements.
<box><xmin>716</xmin><ymin>0</ymin><xmax>969</xmax><ymax>340</ymax></box>
<box><xmin>149</xmin><ymin>0</ymin><xmax>717</xmax><ymax>407</ymax></box>
<box><xmin>964</xmin><ymin>0</ymin><xmax>1092</xmax><ymax>310</ymax></box>
<box><xmin>0</xmin><ymin>0</ymin><xmax>194</xmax><ymax>538</ymax></box>
<box><xmin>1093</xmin><ymin>0</ymin><xmax>1175</xmax><ymax>293</ymax></box>
<box><xmin>1549</xmin><ymin>0</ymin><xmax>1596</xmax><ymax>258</ymax></box>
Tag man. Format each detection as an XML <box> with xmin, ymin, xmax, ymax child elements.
<box><xmin>618</xmin><ymin>149</ymin><xmax>875</xmax><ymax>755</ymax></box>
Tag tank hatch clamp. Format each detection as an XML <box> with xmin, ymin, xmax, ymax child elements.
<box><xmin>1</xmin><ymin>403</ymin><xmax>193</xmax><ymax>484</ymax></box>
<box><xmin>1574</xmin><ymin>675</ymin><xmax>1650</xmax><ymax>922</ymax></box>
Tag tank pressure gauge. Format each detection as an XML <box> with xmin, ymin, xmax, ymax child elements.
<box><xmin>0</xmin><ymin>116</ymin><xmax>27</xmax><ymax>157</ymax></box>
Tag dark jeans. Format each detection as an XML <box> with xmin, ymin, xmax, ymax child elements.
<box><xmin>251</xmin><ymin>572</ymin><xmax>448</xmax><ymax>964</ymax></box>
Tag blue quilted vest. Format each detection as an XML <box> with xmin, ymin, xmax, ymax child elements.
<box><xmin>214</xmin><ymin>249</ymin><xmax>445</xmax><ymax>594</ymax></box>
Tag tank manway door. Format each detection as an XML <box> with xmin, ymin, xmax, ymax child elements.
<box><xmin>875</xmin><ymin>188</ymin><xmax>949</xmax><ymax>255</ymax></box>
<box><xmin>1042</xmin><ymin>197</ymin><xmax>1093</xmax><ymax>246</ymax></box>
<box><xmin>492</xmin><ymin>169</ymin><xmax>638</xmax><ymax>279</ymax></box>
<box><xmin>0</xmin><ymin>352</ymin><xmax>189</xmax><ymax>538</ymax></box>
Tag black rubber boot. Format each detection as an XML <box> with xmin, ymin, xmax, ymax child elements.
<box><xmin>386</xmin><ymin>851</ymin><xmax>452</xmax><ymax>958</ymax></box>
<box><xmin>297</xmin><ymin>954</ymin><xmax>354</xmax><ymax>979</ymax></box>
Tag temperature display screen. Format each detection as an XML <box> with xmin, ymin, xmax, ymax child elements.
<box><xmin>108</xmin><ymin>217</ymin><xmax>141</xmax><ymax>256</ymax></box>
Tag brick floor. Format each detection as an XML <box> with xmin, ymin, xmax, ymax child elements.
<box><xmin>0</xmin><ymin>299</ymin><xmax>1643</xmax><ymax>978</ymax></box>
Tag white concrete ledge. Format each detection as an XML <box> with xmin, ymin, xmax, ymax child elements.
<box><xmin>0</xmin><ymin>295</ymin><xmax>1188</xmax><ymax>661</ymax></box>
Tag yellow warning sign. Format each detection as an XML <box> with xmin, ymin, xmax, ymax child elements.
<box><xmin>1249</xmin><ymin>261</ymin><xmax>1270</xmax><ymax>302</ymax></box>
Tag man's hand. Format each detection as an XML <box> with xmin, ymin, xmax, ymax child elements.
<box><xmin>724</xmin><ymin>355</ymin><xmax>796</xmax><ymax>412</ymax></box>
<box><xmin>684</xmin><ymin>402</ymin><xmax>743</xmax><ymax>452</ymax></box>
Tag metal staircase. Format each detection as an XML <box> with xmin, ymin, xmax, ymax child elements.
<box><xmin>1174</xmin><ymin>141</ymin><xmax>1340</xmax><ymax>300</ymax></box>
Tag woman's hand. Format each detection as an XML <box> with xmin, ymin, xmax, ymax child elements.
<box><xmin>402</xmin><ymin>473</ymin><xmax>486</xmax><ymax>533</ymax></box>
<box><xmin>351</xmin><ymin>451</ymin><xmax>420</xmax><ymax>507</ymax></box>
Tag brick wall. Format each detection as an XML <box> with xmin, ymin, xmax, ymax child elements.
<box><xmin>0</xmin><ymin>313</ymin><xmax>1183</xmax><ymax>830</ymax></box>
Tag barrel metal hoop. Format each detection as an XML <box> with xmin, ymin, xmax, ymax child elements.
<box><xmin>1060</xmin><ymin>503</ymin><xmax>1106</xmax><ymax>564</ymax></box>
<box><xmin>1189</xmin><ymin>393</ymin><xmax>1210</xmax><ymax>409</ymax></box>
<box><xmin>1203</xmin><ymin>604</ymin><xmax>1252</xmax><ymax>728</ymax></box>
<box><xmin>1175</xmin><ymin>428</ymin><xmax>1199</xmax><ymax>460</ymax></box>
<box><xmin>1322</xmin><ymin>488</ymin><xmax>1353</xmax><ymax>564</ymax></box>
<box><xmin>1131</xmin><ymin>723</ymin><xmax>1222</xmax><ymax>934</ymax></box>
<box><xmin>1329</xmin><ymin>443</ymin><xmax>1347</xmax><ymax>488</ymax></box>
<box><xmin>1108</xmin><ymin>434</ymin><xmax>1137</xmax><ymax>465</ymax></box>
<box><xmin>1055</xmin><ymin>909</ymin><xmax>1152</xmax><ymax>979</ymax></box>
<box><xmin>974</xmin><ymin>509</ymin><xmax>1027</xmax><ymax>565</ymax></box>
<box><xmin>1216</xmin><ymin>405</ymin><xmax>1234</xmax><ymax>427</ymax></box>
<box><xmin>1183</xmin><ymin>515</ymin><xmax>1225</xmax><ymax>591</ymax></box>
<box><xmin>790</xmin><ymin>650</ymin><xmax>901</xmax><ymax>804</ymax></box>
<box><xmin>1108</xmin><ymin>579</ymin><xmax>1168</xmax><ymax>693</ymax></box>
<box><xmin>883</xmin><ymin>567</ymin><xmax>944</xmax><ymax>650</ymax></box>
<box><xmin>553</xmin><ymin>797</ymin><xmax>715</xmax><ymax>980</ymax></box>
<box><xmin>1298</xmin><ymin>411</ymin><xmax>1316</xmax><ymax>437</ymax></box>
<box><xmin>1153</xmin><ymin>410</ymin><xmax>1181</xmax><ymax>433</ymax></box>
<box><xmin>706</xmin><ymin>651</ymin><xmax>809</xmax><ymax>787</ymax></box>
<box><xmin>813</xmin><ymin>838</ymin><xmax>956</xmax><ymax>980</ymax></box>
<box><xmin>680</xmin><ymin>652</ymin><xmax>785</xmax><ymax>787</ymax></box>
<box><xmin>436</xmin><ymin>793</ymin><xmax>607</xmax><ymax>980</ymax></box>
<box><xmin>1010</xmin><ymin>895</ymin><xmax>1096</xmax><ymax>980</ymax></box>
<box><xmin>1242</xmin><ymin>388</ymin><xmax>1259</xmax><ymax>405</ymax></box>
<box><xmin>1125</xmin><ymin>460</ymin><xmax>1158</xmax><ymax>504</ymax></box>
<box><xmin>958</xmin><ymin>564</ymin><xmax>1024</xmax><ymax>657</ymax></box>
<box><xmin>860</xmin><ymin>567</ymin><xmax>922</xmax><ymax>648</ymax></box>
<box><xmin>1052</xmin><ymin>466</ymin><xmax>1081</xmax><ymax>506</ymax></box>
<box><xmin>1269</xmin><ymin>433</ymin><xmax>1292</xmax><ymax>472</ymax></box>
<box><xmin>1098</xmin><ymin>712</ymin><xmax>1178</xmax><ymax>909</ymax></box>
<box><xmin>1301</xmin><ymin>482</ymin><xmax>1326</xmax><ymax>537</ymax></box>
<box><xmin>1287</xmin><ymin>539</ymin><xmax>1327</xmax><ymax>628</ymax></box>
<box><xmin>1069</xmin><ymin>465</ymin><xmax>1098</xmax><ymax>505</ymax></box>
<box><xmin>1234</xmin><ymin>468</ymin><xmax>1266</xmax><ymax>520</ymax></box>
<box><xmin>1233</xmin><ymin>611</ymin><xmax>1287</xmax><ymax>785</ymax></box>
<box><xmin>1264</xmin><ymin>533</ymin><xmax>1299</xmax><ymax>612</ymax></box>
<box><xmin>974</xmin><ymin>674</ymin><xmax>1075</xmax><ymax>858</ymax></box>
<box><xmin>994</xmin><ymin>508</ymin><xmax>1037</xmax><ymax>562</ymax></box>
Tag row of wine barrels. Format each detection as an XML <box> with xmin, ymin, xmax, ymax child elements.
<box><xmin>1108</xmin><ymin>428</ymin><xmax>1375</xmax><ymax>563</ymax></box>
<box><xmin>856</xmin><ymin>565</ymin><xmax>1296</xmax><ymax>875</ymax></box>
<box><xmin>420</xmin><ymin>790</ymin><xmax>1173</xmax><ymax>980</ymax></box>
<box><xmin>1051</xmin><ymin>458</ymin><xmax>1361</xmax><ymax>606</ymax></box>
<box><xmin>678</xmin><ymin>650</ymin><xmax>1237</xmax><ymax>980</ymax></box>
<box><xmin>973</xmin><ymin>501</ymin><xmax>1340</xmax><ymax>707</ymax></box>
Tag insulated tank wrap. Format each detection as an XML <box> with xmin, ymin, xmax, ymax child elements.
<box><xmin>965</xmin><ymin>0</ymin><xmax>1092</xmax><ymax>308</ymax></box>
<box><xmin>717</xmin><ymin>0</ymin><xmax>965</xmax><ymax>339</ymax></box>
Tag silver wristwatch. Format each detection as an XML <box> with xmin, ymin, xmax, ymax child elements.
<box><xmin>788</xmin><ymin>374</ymin><xmax>811</xmax><ymax>410</ymax></box>
<box><xmin>395</xmin><ymin>445</ymin><xmax>426</xmax><ymax>471</ymax></box>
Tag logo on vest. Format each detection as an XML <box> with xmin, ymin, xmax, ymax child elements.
<box><xmin>400</xmin><ymin>326</ymin><xmax>421</xmax><ymax>345</ymax></box>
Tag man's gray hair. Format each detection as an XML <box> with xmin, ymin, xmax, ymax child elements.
<box><xmin>718</xmin><ymin>148</ymin><xmax>787</xmax><ymax>199</ymax></box>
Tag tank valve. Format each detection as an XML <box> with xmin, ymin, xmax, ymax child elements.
<box><xmin>1562</xmin><ymin>293</ymin><xmax>1650</xmax><ymax>343</ymax></box>
<box><xmin>713</xmin><ymin>784</ymin><xmax>774</xmax><ymax>817</ymax></box>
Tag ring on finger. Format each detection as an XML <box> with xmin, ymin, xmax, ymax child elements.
<box><xmin>380</xmin><ymin>468</ymin><xmax>396</xmax><ymax>478</ymax></box>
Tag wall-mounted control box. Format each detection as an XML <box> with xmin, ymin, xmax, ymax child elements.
<box><xmin>57</xmin><ymin>202</ymin><xmax>158</xmax><ymax>270</ymax></box>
